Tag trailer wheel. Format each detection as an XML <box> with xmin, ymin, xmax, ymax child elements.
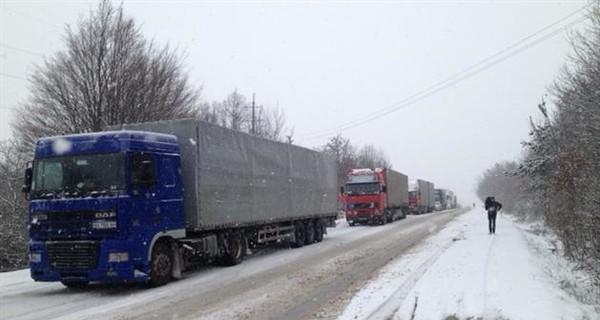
<box><xmin>305</xmin><ymin>220</ymin><xmax>315</xmax><ymax>245</ymax></box>
<box><xmin>149</xmin><ymin>241</ymin><xmax>173</xmax><ymax>287</ymax></box>
<box><xmin>292</xmin><ymin>221</ymin><xmax>306</xmax><ymax>248</ymax></box>
<box><xmin>314</xmin><ymin>219</ymin><xmax>324</xmax><ymax>242</ymax></box>
<box><xmin>223</xmin><ymin>232</ymin><xmax>246</xmax><ymax>266</ymax></box>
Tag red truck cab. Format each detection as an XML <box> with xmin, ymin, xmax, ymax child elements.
<box><xmin>342</xmin><ymin>168</ymin><xmax>389</xmax><ymax>225</ymax></box>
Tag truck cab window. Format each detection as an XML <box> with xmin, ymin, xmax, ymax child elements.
<box><xmin>132</xmin><ymin>153</ymin><xmax>157</xmax><ymax>188</ymax></box>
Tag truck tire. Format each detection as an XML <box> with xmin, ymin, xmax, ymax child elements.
<box><xmin>222</xmin><ymin>232</ymin><xmax>246</xmax><ymax>266</ymax></box>
<box><xmin>291</xmin><ymin>221</ymin><xmax>306</xmax><ymax>248</ymax></box>
<box><xmin>149</xmin><ymin>241</ymin><xmax>173</xmax><ymax>287</ymax></box>
<box><xmin>314</xmin><ymin>219</ymin><xmax>324</xmax><ymax>242</ymax></box>
<box><xmin>380</xmin><ymin>213</ymin><xmax>387</xmax><ymax>225</ymax></box>
<box><xmin>305</xmin><ymin>220</ymin><xmax>315</xmax><ymax>245</ymax></box>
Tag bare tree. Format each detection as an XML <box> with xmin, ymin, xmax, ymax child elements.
<box><xmin>320</xmin><ymin>135</ymin><xmax>357</xmax><ymax>186</ymax></box>
<box><xmin>11</xmin><ymin>0</ymin><xmax>200</xmax><ymax>152</ymax></box>
<box><xmin>254</xmin><ymin>106</ymin><xmax>287</xmax><ymax>141</ymax></box>
<box><xmin>198</xmin><ymin>101</ymin><xmax>222</xmax><ymax>124</ymax></box>
<box><xmin>355</xmin><ymin>144</ymin><xmax>391</xmax><ymax>170</ymax></box>
<box><xmin>201</xmin><ymin>90</ymin><xmax>291</xmax><ymax>142</ymax></box>
<box><xmin>0</xmin><ymin>139</ymin><xmax>29</xmax><ymax>271</ymax></box>
<box><xmin>475</xmin><ymin>161</ymin><xmax>530</xmax><ymax>214</ymax></box>
<box><xmin>220</xmin><ymin>89</ymin><xmax>248</xmax><ymax>131</ymax></box>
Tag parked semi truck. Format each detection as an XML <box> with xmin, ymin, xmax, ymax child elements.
<box><xmin>342</xmin><ymin>168</ymin><xmax>408</xmax><ymax>226</ymax></box>
<box><xmin>447</xmin><ymin>191</ymin><xmax>457</xmax><ymax>209</ymax></box>
<box><xmin>408</xmin><ymin>179</ymin><xmax>434</xmax><ymax>214</ymax></box>
<box><xmin>434</xmin><ymin>188</ymin><xmax>449</xmax><ymax>211</ymax></box>
<box><xmin>23</xmin><ymin>119</ymin><xmax>338</xmax><ymax>287</ymax></box>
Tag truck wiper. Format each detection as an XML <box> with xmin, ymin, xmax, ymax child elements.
<box><xmin>89</xmin><ymin>190</ymin><xmax>109</xmax><ymax>197</ymax></box>
<box><xmin>40</xmin><ymin>192</ymin><xmax>57</xmax><ymax>199</ymax></box>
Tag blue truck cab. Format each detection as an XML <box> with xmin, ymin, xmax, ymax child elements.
<box><xmin>24</xmin><ymin>131</ymin><xmax>186</xmax><ymax>286</ymax></box>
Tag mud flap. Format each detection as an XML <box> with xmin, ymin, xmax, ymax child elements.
<box><xmin>171</xmin><ymin>242</ymin><xmax>183</xmax><ymax>279</ymax></box>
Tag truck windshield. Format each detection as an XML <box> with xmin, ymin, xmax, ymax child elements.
<box><xmin>345</xmin><ymin>183</ymin><xmax>379</xmax><ymax>195</ymax></box>
<box><xmin>31</xmin><ymin>153</ymin><xmax>125</xmax><ymax>199</ymax></box>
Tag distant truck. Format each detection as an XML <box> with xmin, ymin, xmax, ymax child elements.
<box><xmin>434</xmin><ymin>189</ymin><xmax>448</xmax><ymax>211</ymax></box>
<box><xmin>341</xmin><ymin>168</ymin><xmax>408</xmax><ymax>226</ymax></box>
<box><xmin>447</xmin><ymin>191</ymin><xmax>457</xmax><ymax>209</ymax></box>
<box><xmin>23</xmin><ymin>119</ymin><xmax>338</xmax><ymax>287</ymax></box>
<box><xmin>408</xmin><ymin>179</ymin><xmax>434</xmax><ymax>214</ymax></box>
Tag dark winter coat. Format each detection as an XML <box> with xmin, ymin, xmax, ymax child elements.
<box><xmin>485</xmin><ymin>197</ymin><xmax>502</xmax><ymax>213</ymax></box>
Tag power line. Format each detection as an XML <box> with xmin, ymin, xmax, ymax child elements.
<box><xmin>299</xmin><ymin>4</ymin><xmax>592</xmax><ymax>141</ymax></box>
<box><xmin>0</xmin><ymin>72</ymin><xmax>28</xmax><ymax>81</ymax></box>
<box><xmin>307</xmin><ymin>14</ymin><xmax>589</xmax><ymax>140</ymax></box>
<box><xmin>0</xmin><ymin>6</ymin><xmax>63</xmax><ymax>30</ymax></box>
<box><xmin>0</xmin><ymin>43</ymin><xmax>45</xmax><ymax>58</ymax></box>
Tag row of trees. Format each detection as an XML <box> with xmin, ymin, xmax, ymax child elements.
<box><xmin>477</xmin><ymin>3</ymin><xmax>600</xmax><ymax>282</ymax></box>
<box><xmin>475</xmin><ymin>161</ymin><xmax>529</xmax><ymax>214</ymax></box>
<box><xmin>319</xmin><ymin>134</ymin><xmax>391</xmax><ymax>186</ymax></box>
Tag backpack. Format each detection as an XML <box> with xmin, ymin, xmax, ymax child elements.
<box><xmin>485</xmin><ymin>196</ymin><xmax>493</xmax><ymax>210</ymax></box>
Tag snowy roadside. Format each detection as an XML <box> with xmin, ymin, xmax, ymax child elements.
<box><xmin>338</xmin><ymin>208</ymin><xmax>599</xmax><ymax>320</ymax></box>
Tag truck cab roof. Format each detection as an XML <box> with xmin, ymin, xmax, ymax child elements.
<box><xmin>34</xmin><ymin>130</ymin><xmax>179</xmax><ymax>158</ymax></box>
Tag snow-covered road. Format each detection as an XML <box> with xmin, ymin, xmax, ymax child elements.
<box><xmin>2</xmin><ymin>208</ymin><xmax>597</xmax><ymax>320</ymax></box>
<box><xmin>0</xmin><ymin>211</ymin><xmax>460</xmax><ymax>320</ymax></box>
<box><xmin>339</xmin><ymin>208</ymin><xmax>599</xmax><ymax>320</ymax></box>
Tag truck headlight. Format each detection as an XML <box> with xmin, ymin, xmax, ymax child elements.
<box><xmin>92</xmin><ymin>220</ymin><xmax>117</xmax><ymax>229</ymax></box>
<box><xmin>31</xmin><ymin>214</ymin><xmax>48</xmax><ymax>223</ymax></box>
<box><xmin>30</xmin><ymin>253</ymin><xmax>41</xmax><ymax>263</ymax></box>
<box><xmin>108</xmin><ymin>252</ymin><xmax>129</xmax><ymax>262</ymax></box>
<box><xmin>370</xmin><ymin>202</ymin><xmax>375</xmax><ymax>208</ymax></box>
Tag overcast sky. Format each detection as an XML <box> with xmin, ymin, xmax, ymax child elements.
<box><xmin>0</xmin><ymin>0</ymin><xmax>590</xmax><ymax>205</ymax></box>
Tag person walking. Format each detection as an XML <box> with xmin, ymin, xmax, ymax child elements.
<box><xmin>484</xmin><ymin>196</ymin><xmax>502</xmax><ymax>234</ymax></box>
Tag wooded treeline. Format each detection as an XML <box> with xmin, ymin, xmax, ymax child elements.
<box><xmin>477</xmin><ymin>3</ymin><xmax>600</xmax><ymax>282</ymax></box>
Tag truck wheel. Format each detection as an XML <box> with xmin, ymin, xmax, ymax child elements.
<box><xmin>305</xmin><ymin>220</ymin><xmax>315</xmax><ymax>245</ymax></box>
<box><xmin>223</xmin><ymin>232</ymin><xmax>246</xmax><ymax>266</ymax></box>
<box><xmin>314</xmin><ymin>219</ymin><xmax>324</xmax><ymax>242</ymax></box>
<box><xmin>348</xmin><ymin>220</ymin><xmax>355</xmax><ymax>227</ymax></box>
<box><xmin>292</xmin><ymin>221</ymin><xmax>306</xmax><ymax>248</ymax></box>
<box><xmin>380</xmin><ymin>214</ymin><xmax>387</xmax><ymax>225</ymax></box>
<box><xmin>149</xmin><ymin>242</ymin><xmax>173</xmax><ymax>287</ymax></box>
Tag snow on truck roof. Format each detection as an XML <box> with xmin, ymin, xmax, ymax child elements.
<box><xmin>34</xmin><ymin>130</ymin><xmax>179</xmax><ymax>158</ymax></box>
<box><xmin>350</xmin><ymin>168</ymin><xmax>386</xmax><ymax>174</ymax></box>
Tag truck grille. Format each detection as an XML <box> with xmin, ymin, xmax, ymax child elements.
<box><xmin>46</xmin><ymin>241</ymin><xmax>99</xmax><ymax>270</ymax></box>
<box><xmin>353</xmin><ymin>203</ymin><xmax>372</xmax><ymax>209</ymax></box>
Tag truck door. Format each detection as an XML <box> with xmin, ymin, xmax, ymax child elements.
<box><xmin>130</xmin><ymin>152</ymin><xmax>184</xmax><ymax>232</ymax></box>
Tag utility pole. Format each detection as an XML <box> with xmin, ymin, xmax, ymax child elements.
<box><xmin>251</xmin><ymin>93</ymin><xmax>256</xmax><ymax>134</ymax></box>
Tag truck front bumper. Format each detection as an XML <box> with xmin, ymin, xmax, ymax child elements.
<box><xmin>346</xmin><ymin>210</ymin><xmax>383</xmax><ymax>224</ymax></box>
<box><xmin>29</xmin><ymin>239</ymin><xmax>149</xmax><ymax>284</ymax></box>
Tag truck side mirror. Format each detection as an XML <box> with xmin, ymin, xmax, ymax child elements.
<box><xmin>381</xmin><ymin>186</ymin><xmax>387</xmax><ymax>193</ymax></box>
<box><xmin>340</xmin><ymin>186</ymin><xmax>344</xmax><ymax>195</ymax></box>
<box><xmin>22</xmin><ymin>163</ymin><xmax>33</xmax><ymax>194</ymax></box>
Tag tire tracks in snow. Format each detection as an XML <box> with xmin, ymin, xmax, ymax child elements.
<box><xmin>482</xmin><ymin>229</ymin><xmax>498</xmax><ymax>316</ymax></box>
<box><xmin>365</xmin><ymin>231</ymin><xmax>463</xmax><ymax>320</ymax></box>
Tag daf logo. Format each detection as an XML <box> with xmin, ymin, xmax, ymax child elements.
<box><xmin>95</xmin><ymin>211</ymin><xmax>116</xmax><ymax>218</ymax></box>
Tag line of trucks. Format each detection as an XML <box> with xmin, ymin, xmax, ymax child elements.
<box><xmin>341</xmin><ymin>169</ymin><xmax>457</xmax><ymax>226</ymax></box>
<box><xmin>21</xmin><ymin>118</ymin><xmax>457</xmax><ymax>287</ymax></box>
